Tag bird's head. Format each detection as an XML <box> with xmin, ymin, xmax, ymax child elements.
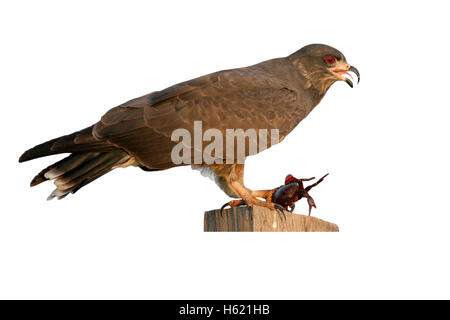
<box><xmin>289</xmin><ymin>44</ymin><xmax>360</xmax><ymax>94</ymax></box>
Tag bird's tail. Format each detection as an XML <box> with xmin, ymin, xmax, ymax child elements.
<box><xmin>19</xmin><ymin>126</ymin><xmax>135</xmax><ymax>200</ymax></box>
<box><xmin>32</xmin><ymin>151</ymin><xmax>133</xmax><ymax>200</ymax></box>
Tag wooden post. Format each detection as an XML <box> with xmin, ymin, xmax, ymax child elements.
<box><xmin>204</xmin><ymin>206</ymin><xmax>339</xmax><ymax>232</ymax></box>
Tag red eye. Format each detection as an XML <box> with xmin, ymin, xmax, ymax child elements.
<box><xmin>325</xmin><ymin>56</ymin><xmax>336</xmax><ymax>64</ymax></box>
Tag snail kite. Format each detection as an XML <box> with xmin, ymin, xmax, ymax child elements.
<box><xmin>19</xmin><ymin>44</ymin><xmax>359</xmax><ymax>210</ymax></box>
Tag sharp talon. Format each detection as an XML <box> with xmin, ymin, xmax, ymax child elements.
<box><xmin>274</xmin><ymin>203</ymin><xmax>284</xmax><ymax>211</ymax></box>
<box><xmin>220</xmin><ymin>202</ymin><xmax>230</xmax><ymax>216</ymax></box>
<box><xmin>274</xmin><ymin>204</ymin><xmax>287</xmax><ymax>221</ymax></box>
<box><xmin>289</xmin><ymin>204</ymin><xmax>295</xmax><ymax>212</ymax></box>
<box><xmin>220</xmin><ymin>199</ymin><xmax>247</xmax><ymax>216</ymax></box>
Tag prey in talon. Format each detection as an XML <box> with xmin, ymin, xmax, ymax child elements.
<box><xmin>219</xmin><ymin>173</ymin><xmax>328</xmax><ymax>219</ymax></box>
<box><xmin>270</xmin><ymin>173</ymin><xmax>329</xmax><ymax>216</ymax></box>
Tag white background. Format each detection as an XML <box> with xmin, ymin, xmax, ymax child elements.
<box><xmin>1</xmin><ymin>0</ymin><xmax>449</xmax><ymax>299</ymax></box>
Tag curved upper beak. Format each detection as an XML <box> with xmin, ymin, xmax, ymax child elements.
<box><xmin>346</xmin><ymin>65</ymin><xmax>360</xmax><ymax>88</ymax></box>
<box><xmin>331</xmin><ymin>64</ymin><xmax>360</xmax><ymax>88</ymax></box>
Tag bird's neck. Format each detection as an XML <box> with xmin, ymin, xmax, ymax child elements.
<box><xmin>289</xmin><ymin>58</ymin><xmax>336</xmax><ymax>97</ymax></box>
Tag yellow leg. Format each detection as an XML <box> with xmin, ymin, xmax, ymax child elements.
<box><xmin>231</xmin><ymin>181</ymin><xmax>279</xmax><ymax>210</ymax></box>
<box><xmin>251</xmin><ymin>189</ymin><xmax>274</xmax><ymax>200</ymax></box>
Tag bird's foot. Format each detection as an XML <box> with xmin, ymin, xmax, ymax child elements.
<box><xmin>273</xmin><ymin>203</ymin><xmax>287</xmax><ymax>221</ymax></box>
<box><xmin>249</xmin><ymin>189</ymin><xmax>288</xmax><ymax>220</ymax></box>
<box><xmin>220</xmin><ymin>199</ymin><xmax>246</xmax><ymax>216</ymax></box>
<box><xmin>220</xmin><ymin>197</ymin><xmax>287</xmax><ymax>221</ymax></box>
<box><xmin>246</xmin><ymin>196</ymin><xmax>287</xmax><ymax>221</ymax></box>
<box><xmin>226</xmin><ymin>181</ymin><xmax>288</xmax><ymax>220</ymax></box>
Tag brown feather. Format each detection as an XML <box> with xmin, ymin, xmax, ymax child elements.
<box><xmin>91</xmin><ymin>60</ymin><xmax>311</xmax><ymax>170</ymax></box>
<box><xmin>20</xmin><ymin>44</ymin><xmax>350</xmax><ymax>199</ymax></box>
<box><xmin>19</xmin><ymin>126</ymin><xmax>114</xmax><ymax>162</ymax></box>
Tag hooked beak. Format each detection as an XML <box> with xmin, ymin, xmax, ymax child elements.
<box><xmin>331</xmin><ymin>64</ymin><xmax>360</xmax><ymax>88</ymax></box>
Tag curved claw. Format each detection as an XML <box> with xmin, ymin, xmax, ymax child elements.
<box><xmin>220</xmin><ymin>199</ymin><xmax>247</xmax><ymax>216</ymax></box>
<box><xmin>274</xmin><ymin>204</ymin><xmax>287</xmax><ymax>221</ymax></box>
<box><xmin>220</xmin><ymin>202</ymin><xmax>231</xmax><ymax>216</ymax></box>
<box><xmin>288</xmin><ymin>204</ymin><xmax>295</xmax><ymax>213</ymax></box>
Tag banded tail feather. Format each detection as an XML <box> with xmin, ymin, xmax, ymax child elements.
<box><xmin>19</xmin><ymin>126</ymin><xmax>136</xmax><ymax>200</ymax></box>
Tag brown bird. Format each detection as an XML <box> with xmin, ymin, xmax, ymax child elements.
<box><xmin>19</xmin><ymin>44</ymin><xmax>359</xmax><ymax>210</ymax></box>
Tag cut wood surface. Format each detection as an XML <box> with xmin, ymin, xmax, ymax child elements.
<box><xmin>204</xmin><ymin>205</ymin><xmax>339</xmax><ymax>232</ymax></box>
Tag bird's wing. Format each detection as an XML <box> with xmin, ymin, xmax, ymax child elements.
<box><xmin>93</xmin><ymin>67</ymin><xmax>306</xmax><ymax>169</ymax></box>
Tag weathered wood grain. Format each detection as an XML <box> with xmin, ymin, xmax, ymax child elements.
<box><xmin>204</xmin><ymin>205</ymin><xmax>339</xmax><ymax>232</ymax></box>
